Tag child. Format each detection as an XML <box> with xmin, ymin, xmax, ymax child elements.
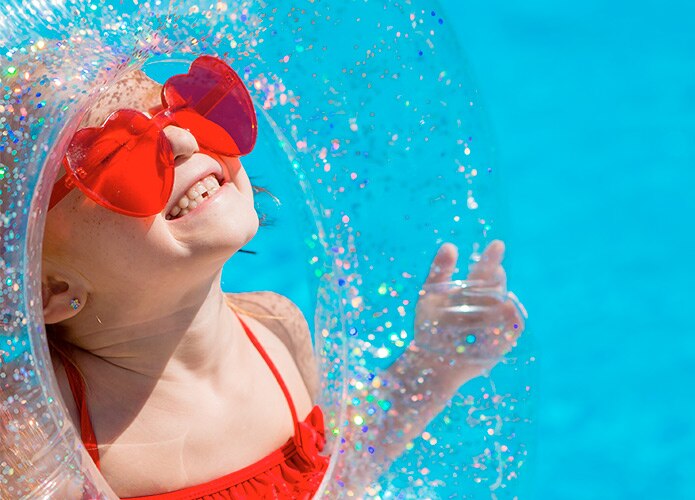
<box><xmin>39</xmin><ymin>55</ymin><xmax>525</xmax><ymax>498</ymax></box>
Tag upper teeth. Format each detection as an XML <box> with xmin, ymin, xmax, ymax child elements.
<box><xmin>166</xmin><ymin>174</ymin><xmax>221</xmax><ymax>220</ymax></box>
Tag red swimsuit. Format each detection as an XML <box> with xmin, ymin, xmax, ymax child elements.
<box><xmin>60</xmin><ymin>312</ymin><xmax>329</xmax><ymax>499</ymax></box>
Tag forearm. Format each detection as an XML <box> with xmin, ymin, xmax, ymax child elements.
<box><xmin>331</xmin><ymin>343</ymin><xmax>485</xmax><ymax>495</ymax></box>
<box><xmin>374</xmin><ymin>343</ymin><xmax>485</xmax><ymax>461</ymax></box>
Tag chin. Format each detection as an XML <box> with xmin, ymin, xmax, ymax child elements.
<box><xmin>165</xmin><ymin>208</ymin><xmax>256</xmax><ymax>260</ymax></box>
<box><xmin>240</xmin><ymin>210</ymin><xmax>260</xmax><ymax>248</ymax></box>
<box><xmin>219</xmin><ymin>202</ymin><xmax>259</xmax><ymax>256</ymax></box>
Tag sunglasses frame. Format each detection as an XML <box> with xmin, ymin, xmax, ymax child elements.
<box><xmin>48</xmin><ymin>55</ymin><xmax>257</xmax><ymax>217</ymax></box>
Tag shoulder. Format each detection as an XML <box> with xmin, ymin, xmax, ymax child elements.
<box><xmin>224</xmin><ymin>291</ymin><xmax>309</xmax><ymax>339</ymax></box>
<box><xmin>224</xmin><ymin>291</ymin><xmax>320</xmax><ymax>401</ymax></box>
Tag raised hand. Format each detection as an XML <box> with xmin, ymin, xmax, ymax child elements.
<box><xmin>413</xmin><ymin>240</ymin><xmax>526</xmax><ymax>375</ymax></box>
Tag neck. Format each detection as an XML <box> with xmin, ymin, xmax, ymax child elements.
<box><xmin>54</xmin><ymin>271</ymin><xmax>243</xmax><ymax>382</ymax></box>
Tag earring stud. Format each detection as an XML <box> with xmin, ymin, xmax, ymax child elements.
<box><xmin>69</xmin><ymin>298</ymin><xmax>81</xmax><ymax>310</ymax></box>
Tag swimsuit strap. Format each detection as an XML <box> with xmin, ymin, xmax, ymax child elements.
<box><xmin>234</xmin><ymin>311</ymin><xmax>301</xmax><ymax>433</ymax></box>
<box><xmin>56</xmin><ymin>350</ymin><xmax>101</xmax><ymax>469</ymax></box>
<box><xmin>58</xmin><ymin>313</ymin><xmax>300</xmax><ymax>471</ymax></box>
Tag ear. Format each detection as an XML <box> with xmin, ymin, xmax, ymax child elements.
<box><xmin>42</xmin><ymin>269</ymin><xmax>88</xmax><ymax>325</ymax></box>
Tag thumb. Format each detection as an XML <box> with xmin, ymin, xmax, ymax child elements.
<box><xmin>425</xmin><ymin>243</ymin><xmax>459</xmax><ymax>285</ymax></box>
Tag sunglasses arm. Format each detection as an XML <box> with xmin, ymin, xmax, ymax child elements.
<box><xmin>47</xmin><ymin>158</ymin><xmax>78</xmax><ymax>212</ymax></box>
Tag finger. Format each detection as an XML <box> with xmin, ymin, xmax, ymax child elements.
<box><xmin>468</xmin><ymin>240</ymin><xmax>505</xmax><ymax>281</ymax></box>
<box><xmin>425</xmin><ymin>243</ymin><xmax>459</xmax><ymax>285</ymax></box>
<box><xmin>436</xmin><ymin>303</ymin><xmax>517</xmax><ymax>327</ymax></box>
<box><xmin>507</xmin><ymin>291</ymin><xmax>528</xmax><ymax>320</ymax></box>
<box><xmin>420</xmin><ymin>314</ymin><xmax>519</xmax><ymax>352</ymax></box>
<box><xmin>501</xmin><ymin>299</ymin><xmax>525</xmax><ymax>332</ymax></box>
<box><xmin>439</xmin><ymin>289</ymin><xmax>507</xmax><ymax>307</ymax></box>
<box><xmin>491</xmin><ymin>263</ymin><xmax>508</xmax><ymax>291</ymax></box>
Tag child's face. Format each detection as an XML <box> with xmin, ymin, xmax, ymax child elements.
<box><xmin>43</xmin><ymin>70</ymin><xmax>259</xmax><ymax>304</ymax></box>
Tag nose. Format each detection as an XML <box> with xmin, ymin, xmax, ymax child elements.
<box><xmin>162</xmin><ymin>125</ymin><xmax>198</xmax><ymax>162</ymax></box>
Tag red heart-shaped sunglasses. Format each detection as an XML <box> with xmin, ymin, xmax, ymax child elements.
<box><xmin>48</xmin><ymin>55</ymin><xmax>257</xmax><ymax>217</ymax></box>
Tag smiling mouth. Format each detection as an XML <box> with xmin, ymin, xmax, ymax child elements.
<box><xmin>166</xmin><ymin>174</ymin><xmax>227</xmax><ymax>220</ymax></box>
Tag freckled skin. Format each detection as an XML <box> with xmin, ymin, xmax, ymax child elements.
<box><xmin>78</xmin><ymin>70</ymin><xmax>162</xmax><ymax>128</ymax></box>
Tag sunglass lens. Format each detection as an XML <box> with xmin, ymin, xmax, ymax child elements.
<box><xmin>164</xmin><ymin>56</ymin><xmax>257</xmax><ymax>156</ymax></box>
<box><xmin>171</xmin><ymin>109</ymin><xmax>236</xmax><ymax>156</ymax></box>
<box><xmin>66</xmin><ymin>110</ymin><xmax>174</xmax><ymax>217</ymax></box>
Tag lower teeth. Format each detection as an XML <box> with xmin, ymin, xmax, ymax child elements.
<box><xmin>167</xmin><ymin>183</ymin><xmax>223</xmax><ymax>220</ymax></box>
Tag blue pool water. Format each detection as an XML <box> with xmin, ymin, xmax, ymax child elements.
<box><xmin>439</xmin><ymin>1</ymin><xmax>695</xmax><ymax>498</ymax></box>
<box><xmin>228</xmin><ymin>0</ymin><xmax>694</xmax><ymax>497</ymax></box>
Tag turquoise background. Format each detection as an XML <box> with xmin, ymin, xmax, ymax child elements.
<box><xmin>435</xmin><ymin>0</ymin><xmax>693</xmax><ymax>498</ymax></box>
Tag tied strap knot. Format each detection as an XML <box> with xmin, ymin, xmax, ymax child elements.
<box><xmin>293</xmin><ymin>405</ymin><xmax>328</xmax><ymax>467</ymax></box>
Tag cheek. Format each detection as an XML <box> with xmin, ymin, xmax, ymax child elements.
<box><xmin>84</xmin><ymin>225</ymin><xmax>181</xmax><ymax>285</ymax></box>
<box><xmin>222</xmin><ymin>156</ymin><xmax>243</xmax><ymax>179</ymax></box>
<box><xmin>82</xmin><ymin>224</ymin><xmax>139</xmax><ymax>265</ymax></box>
<box><xmin>63</xmin><ymin>211</ymin><xmax>161</xmax><ymax>274</ymax></box>
<box><xmin>235</xmin><ymin>164</ymin><xmax>255</xmax><ymax>199</ymax></box>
